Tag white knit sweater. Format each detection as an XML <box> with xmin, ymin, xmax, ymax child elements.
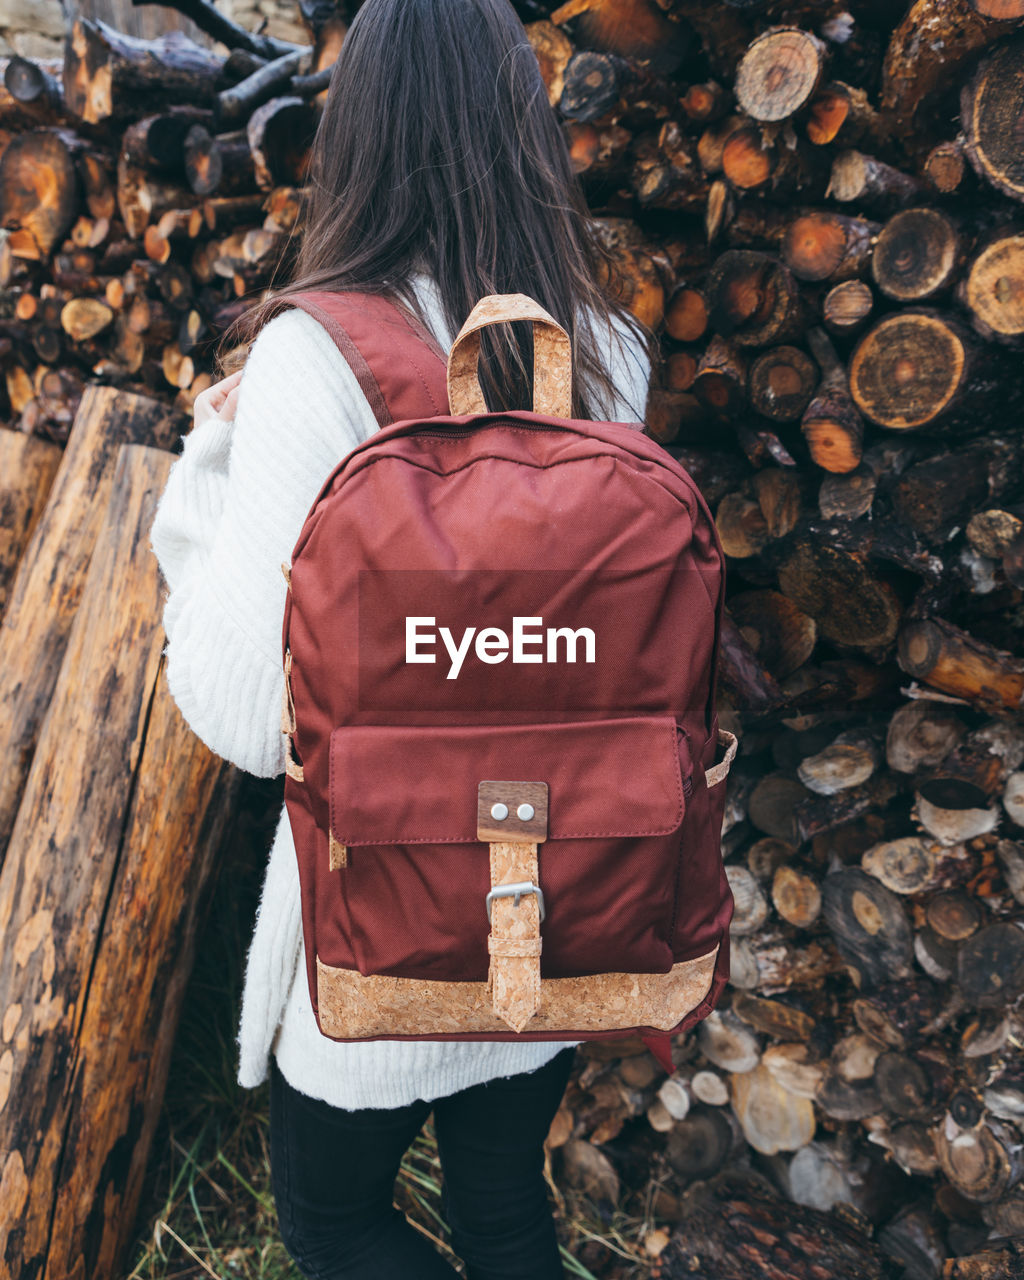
<box><xmin>149</xmin><ymin>272</ymin><xmax>652</xmax><ymax>1110</ymax></box>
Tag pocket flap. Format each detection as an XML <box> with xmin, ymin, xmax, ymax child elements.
<box><xmin>329</xmin><ymin>716</ymin><xmax>688</xmax><ymax>845</ymax></box>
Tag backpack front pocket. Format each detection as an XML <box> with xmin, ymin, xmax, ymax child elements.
<box><xmin>321</xmin><ymin>716</ymin><xmax>693</xmax><ymax>982</ymax></box>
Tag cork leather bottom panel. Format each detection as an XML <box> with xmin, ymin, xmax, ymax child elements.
<box><xmin>316</xmin><ymin>944</ymin><xmax>719</xmax><ymax>1037</ymax></box>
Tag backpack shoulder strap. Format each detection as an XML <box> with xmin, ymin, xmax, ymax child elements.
<box><xmin>267</xmin><ymin>290</ymin><xmax>450</xmax><ymax>428</ymax></box>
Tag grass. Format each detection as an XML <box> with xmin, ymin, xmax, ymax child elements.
<box><xmin>125</xmin><ymin>774</ymin><xmax>660</xmax><ymax>1280</ymax></box>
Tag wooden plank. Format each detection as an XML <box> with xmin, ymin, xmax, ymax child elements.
<box><xmin>0</xmin><ymin>429</ymin><xmax>61</xmax><ymax>620</ymax></box>
<box><xmin>0</xmin><ymin>442</ymin><xmax>241</xmax><ymax>1280</ymax></box>
<box><xmin>0</xmin><ymin>386</ymin><xmax>183</xmax><ymax>871</ymax></box>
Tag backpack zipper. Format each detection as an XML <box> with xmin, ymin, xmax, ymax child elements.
<box><xmin>416</xmin><ymin>419</ymin><xmax>574</xmax><ymax>439</ymax></box>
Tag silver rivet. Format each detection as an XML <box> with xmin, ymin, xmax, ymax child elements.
<box><xmin>490</xmin><ymin>802</ymin><xmax>509</xmax><ymax>821</ymax></box>
<box><xmin>516</xmin><ymin>803</ymin><xmax>535</xmax><ymax>821</ymax></box>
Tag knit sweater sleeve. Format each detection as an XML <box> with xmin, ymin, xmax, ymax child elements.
<box><xmin>149</xmin><ymin>307</ymin><xmax>380</xmax><ymax>777</ymax></box>
<box><xmin>596</xmin><ymin>309</ymin><xmax>653</xmax><ymax>425</ymax></box>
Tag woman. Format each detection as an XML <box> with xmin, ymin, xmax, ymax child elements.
<box><xmin>150</xmin><ymin>0</ymin><xmax>654</xmax><ymax>1274</ymax></box>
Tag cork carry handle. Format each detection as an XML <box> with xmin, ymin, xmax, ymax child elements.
<box><xmin>447</xmin><ymin>293</ymin><xmax>573</xmax><ymax>418</ymax></box>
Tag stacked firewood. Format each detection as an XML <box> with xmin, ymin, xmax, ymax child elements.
<box><xmin>519</xmin><ymin>3</ymin><xmax>1024</xmax><ymax>1276</ymax></box>
<box><xmin>2</xmin><ymin>0</ymin><xmax>1024</xmax><ymax>1276</ymax></box>
<box><xmin>0</xmin><ymin>0</ymin><xmax>347</xmax><ymax>438</ymax></box>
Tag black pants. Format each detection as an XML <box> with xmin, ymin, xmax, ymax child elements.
<box><xmin>268</xmin><ymin>1046</ymin><xmax>577</xmax><ymax>1279</ymax></box>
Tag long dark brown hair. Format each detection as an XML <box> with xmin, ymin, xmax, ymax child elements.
<box><xmin>226</xmin><ymin>0</ymin><xmax>655</xmax><ymax>420</ymax></box>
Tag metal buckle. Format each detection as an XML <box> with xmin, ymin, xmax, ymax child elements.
<box><xmin>486</xmin><ymin>881</ymin><xmax>546</xmax><ymax>924</ymax></box>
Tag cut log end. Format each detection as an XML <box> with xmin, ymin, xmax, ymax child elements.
<box><xmin>872</xmin><ymin>208</ymin><xmax>961</xmax><ymax>302</ymax></box>
<box><xmin>748</xmin><ymin>345</ymin><xmax>817</xmax><ymax>423</ymax></box>
<box><xmin>964</xmin><ymin>233</ymin><xmax>1024</xmax><ymax>345</ymax></box>
<box><xmin>849</xmin><ymin>312</ymin><xmax>967</xmax><ymax>430</ymax></box>
<box><xmin>735</xmin><ymin>27</ymin><xmax>827</xmax><ymax>123</ymax></box>
<box><xmin>782</xmin><ymin>211</ymin><xmax>874</xmax><ymax>284</ymax></box>
<box><xmin>961</xmin><ymin>39</ymin><xmax>1024</xmax><ymax>203</ymax></box>
<box><xmin>823</xmin><ymin>280</ymin><xmax>873</xmax><ymax>335</ymax></box>
<box><xmin>0</xmin><ymin>131</ymin><xmax>79</xmax><ymax>259</ymax></box>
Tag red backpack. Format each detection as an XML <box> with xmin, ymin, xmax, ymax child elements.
<box><xmin>275</xmin><ymin>290</ymin><xmax>736</xmax><ymax>1073</ymax></box>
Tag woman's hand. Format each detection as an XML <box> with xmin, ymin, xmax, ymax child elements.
<box><xmin>193</xmin><ymin>369</ymin><xmax>244</xmax><ymax>430</ymax></box>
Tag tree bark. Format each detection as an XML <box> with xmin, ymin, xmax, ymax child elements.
<box><xmin>0</xmin><ymin>387</ymin><xmax>184</xmax><ymax>869</ymax></box>
<box><xmin>63</xmin><ymin>18</ymin><xmax>225</xmax><ymax>125</ymax></box>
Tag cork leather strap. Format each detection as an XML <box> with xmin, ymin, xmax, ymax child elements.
<box><xmin>478</xmin><ymin>780</ymin><xmax>549</xmax><ymax>1032</ymax></box>
<box><xmin>486</xmin><ymin>841</ymin><xmax>543</xmax><ymax>1032</ymax></box>
<box><xmin>447</xmin><ymin>293</ymin><xmax>573</xmax><ymax>418</ymax></box>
